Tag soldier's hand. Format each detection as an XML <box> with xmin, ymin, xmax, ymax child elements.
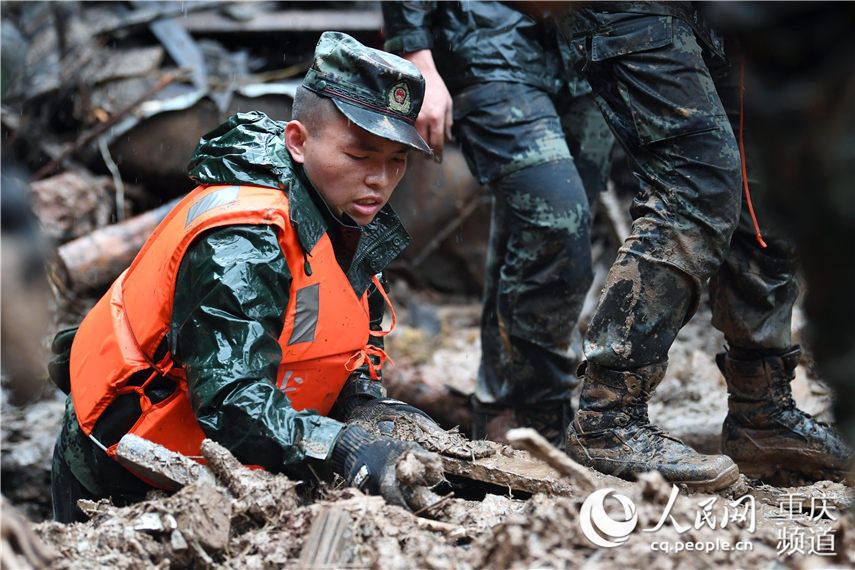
<box><xmin>330</xmin><ymin>425</ymin><xmax>443</xmax><ymax>511</ymax></box>
<box><xmin>400</xmin><ymin>49</ymin><xmax>453</xmax><ymax>162</ymax></box>
<box><xmin>345</xmin><ymin>398</ymin><xmax>494</xmax><ymax>459</ymax></box>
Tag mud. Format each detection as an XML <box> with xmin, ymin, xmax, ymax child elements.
<box><xmin>25</xmin><ymin>455</ymin><xmax>854</xmax><ymax>569</ymax></box>
<box><xmin>3</xmin><ymin>295</ymin><xmax>853</xmax><ymax>569</ymax></box>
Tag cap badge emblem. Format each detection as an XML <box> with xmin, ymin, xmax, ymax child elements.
<box><xmin>388</xmin><ymin>82</ymin><xmax>411</xmax><ymax>113</ymax></box>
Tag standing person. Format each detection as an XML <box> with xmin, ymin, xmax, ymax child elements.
<box><xmin>559</xmin><ymin>3</ymin><xmax>851</xmax><ymax>489</ymax></box>
<box><xmin>50</xmin><ymin>32</ymin><xmax>450</xmax><ymax>522</ymax></box>
<box><xmin>382</xmin><ymin>1</ymin><xmax>615</xmax><ymax>445</ymax></box>
<box><xmin>706</xmin><ymin>1</ymin><xmax>855</xmax><ymax>470</ymax></box>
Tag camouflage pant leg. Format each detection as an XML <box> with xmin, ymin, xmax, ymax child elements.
<box><xmin>571</xmin><ymin>14</ymin><xmax>743</xmax><ymax>367</ymax></box>
<box><xmin>452</xmin><ymin>82</ymin><xmax>593</xmax><ymax>406</ymax></box>
<box><xmin>51</xmin><ymin>394</ymin><xmax>151</xmax><ymax>521</ymax></box>
<box><xmin>709</xmin><ymin>180</ymin><xmax>799</xmax><ymax>351</ymax></box>
<box><xmin>51</xmin><ymin>396</ymin><xmax>98</xmax><ymax>522</ymax></box>
<box><xmin>707</xmin><ymin>49</ymin><xmax>800</xmax><ymax>351</ymax></box>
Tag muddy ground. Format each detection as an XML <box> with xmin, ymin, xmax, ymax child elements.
<box><xmin>2</xmin><ymin>291</ymin><xmax>853</xmax><ymax>569</ymax></box>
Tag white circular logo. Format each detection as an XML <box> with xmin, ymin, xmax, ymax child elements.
<box><xmin>579</xmin><ymin>488</ymin><xmax>638</xmax><ymax>548</ymax></box>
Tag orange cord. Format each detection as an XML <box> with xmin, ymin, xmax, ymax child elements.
<box><xmin>367</xmin><ymin>274</ymin><xmax>396</xmax><ymax>337</ymax></box>
<box><xmin>345</xmin><ymin>345</ymin><xmax>394</xmax><ymax>381</ymax></box>
<box><xmin>739</xmin><ymin>59</ymin><xmax>767</xmax><ymax>248</ymax></box>
<box><xmin>345</xmin><ymin>274</ymin><xmax>399</xmax><ymax>380</ymax></box>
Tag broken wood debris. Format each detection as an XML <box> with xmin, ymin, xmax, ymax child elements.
<box><xmin>54</xmin><ymin>196</ymin><xmax>182</xmax><ymax>294</ymax></box>
<box><xmin>413</xmin><ymin>516</ymin><xmax>466</xmax><ymax>537</ymax></box>
<box><xmin>506</xmin><ymin>427</ymin><xmax>598</xmax><ymax>492</ymax></box>
<box><xmin>440</xmin><ymin>443</ymin><xmax>578</xmax><ymax>497</ymax></box>
<box><xmin>115</xmin><ymin>433</ymin><xmax>214</xmax><ymax>491</ymax></box>
<box><xmin>0</xmin><ymin>496</ymin><xmax>58</xmax><ymax>570</ymax></box>
<box><xmin>297</xmin><ymin>505</ymin><xmax>354</xmax><ymax>568</ymax></box>
<box><xmin>180</xmin><ymin>9</ymin><xmax>383</xmax><ymax>34</ymax></box>
<box><xmin>92</xmin><ymin>1</ymin><xmax>224</xmax><ymax>39</ymax></box>
<box><xmin>34</xmin><ymin>70</ymin><xmax>186</xmax><ymax>180</ymax></box>
<box><xmin>201</xmin><ymin>438</ymin><xmax>301</xmax><ymax>522</ymax></box>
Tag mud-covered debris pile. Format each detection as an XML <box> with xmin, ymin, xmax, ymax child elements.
<box><xmin>32</xmin><ymin>438</ymin><xmax>517</xmax><ymax>569</ymax></box>
<box><xmin>31</xmin><ymin>437</ymin><xmax>854</xmax><ymax>569</ymax></box>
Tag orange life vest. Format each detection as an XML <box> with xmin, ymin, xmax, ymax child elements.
<box><xmin>69</xmin><ymin>184</ymin><xmax>385</xmax><ymax>469</ymax></box>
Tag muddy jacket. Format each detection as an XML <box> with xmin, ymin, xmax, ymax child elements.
<box><xmin>381</xmin><ymin>1</ymin><xmax>589</xmax><ymax>96</ymax></box>
<box><xmin>63</xmin><ymin>111</ymin><xmax>410</xmax><ymax>489</ymax></box>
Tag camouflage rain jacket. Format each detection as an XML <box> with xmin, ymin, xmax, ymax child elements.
<box><xmin>381</xmin><ymin>1</ymin><xmax>589</xmax><ymax>96</ymax></box>
<box><xmin>58</xmin><ymin>111</ymin><xmax>411</xmax><ymax>495</ymax></box>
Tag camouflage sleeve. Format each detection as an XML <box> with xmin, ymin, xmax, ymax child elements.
<box><xmin>381</xmin><ymin>1</ymin><xmax>437</xmax><ymax>54</ymax></box>
<box><xmin>170</xmin><ymin>225</ymin><xmax>344</xmax><ymax>469</ymax></box>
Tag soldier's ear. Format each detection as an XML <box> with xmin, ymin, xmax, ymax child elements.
<box><xmin>284</xmin><ymin>120</ymin><xmax>309</xmax><ymax>164</ymax></box>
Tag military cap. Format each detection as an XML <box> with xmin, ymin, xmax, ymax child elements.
<box><xmin>302</xmin><ymin>31</ymin><xmax>431</xmax><ymax>155</ymax></box>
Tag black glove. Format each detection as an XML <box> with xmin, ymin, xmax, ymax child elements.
<box><xmin>330</xmin><ymin>424</ymin><xmax>442</xmax><ymax>509</ymax></box>
<box><xmin>341</xmin><ymin>397</ymin><xmax>432</xmax><ymax>426</ymax></box>
<box><xmin>344</xmin><ymin>398</ymin><xmax>494</xmax><ymax>459</ymax></box>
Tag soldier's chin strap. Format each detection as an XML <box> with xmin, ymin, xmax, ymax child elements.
<box><xmin>346</xmin><ymin>275</ymin><xmax>397</xmax><ymax>380</ymax></box>
<box><xmin>739</xmin><ymin>58</ymin><xmax>767</xmax><ymax>248</ymax></box>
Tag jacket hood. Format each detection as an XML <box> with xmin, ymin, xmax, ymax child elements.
<box><xmin>188</xmin><ymin>111</ymin><xmax>294</xmax><ymax>190</ymax></box>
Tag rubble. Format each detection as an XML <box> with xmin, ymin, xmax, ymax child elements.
<box><xmin>24</xmin><ymin>437</ymin><xmax>854</xmax><ymax>569</ymax></box>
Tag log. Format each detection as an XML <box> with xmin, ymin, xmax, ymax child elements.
<box><xmin>298</xmin><ymin>505</ymin><xmax>354</xmax><ymax>568</ymax></box>
<box><xmin>55</xmin><ymin>197</ymin><xmax>181</xmax><ymax>293</ymax></box>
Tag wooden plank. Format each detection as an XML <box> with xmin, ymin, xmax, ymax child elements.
<box><xmin>440</xmin><ymin>443</ymin><xmax>579</xmax><ymax>497</ymax></box>
<box><xmin>181</xmin><ymin>10</ymin><xmax>382</xmax><ymax>33</ymax></box>
<box><xmin>298</xmin><ymin>505</ymin><xmax>354</xmax><ymax>568</ymax></box>
<box><xmin>506</xmin><ymin>428</ymin><xmax>597</xmax><ymax>492</ymax></box>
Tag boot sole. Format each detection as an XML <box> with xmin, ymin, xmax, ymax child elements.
<box><xmin>677</xmin><ymin>463</ymin><xmax>740</xmax><ymax>492</ymax></box>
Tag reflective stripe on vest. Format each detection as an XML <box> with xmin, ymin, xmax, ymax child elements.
<box><xmin>69</xmin><ymin>184</ymin><xmax>372</xmax><ymax>473</ymax></box>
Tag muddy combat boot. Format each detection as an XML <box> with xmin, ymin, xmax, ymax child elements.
<box><xmin>566</xmin><ymin>361</ymin><xmax>739</xmax><ymax>491</ymax></box>
<box><xmin>471</xmin><ymin>399</ymin><xmax>571</xmax><ymax>447</ymax></box>
<box><xmin>718</xmin><ymin>347</ymin><xmax>853</xmax><ymax>483</ymax></box>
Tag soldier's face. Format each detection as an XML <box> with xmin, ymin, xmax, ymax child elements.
<box><xmin>286</xmin><ymin>110</ymin><xmax>409</xmax><ymax>226</ymax></box>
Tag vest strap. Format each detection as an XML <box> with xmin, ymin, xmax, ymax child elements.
<box><xmin>345</xmin><ymin>345</ymin><xmax>394</xmax><ymax>381</ymax></box>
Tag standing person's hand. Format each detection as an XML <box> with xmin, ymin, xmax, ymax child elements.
<box><xmin>401</xmin><ymin>49</ymin><xmax>453</xmax><ymax>162</ymax></box>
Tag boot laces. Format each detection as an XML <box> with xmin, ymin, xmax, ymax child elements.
<box><xmin>626</xmin><ymin>399</ymin><xmax>682</xmax><ymax>443</ymax></box>
<box><xmin>772</xmin><ymin>384</ymin><xmax>833</xmax><ymax>438</ymax></box>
